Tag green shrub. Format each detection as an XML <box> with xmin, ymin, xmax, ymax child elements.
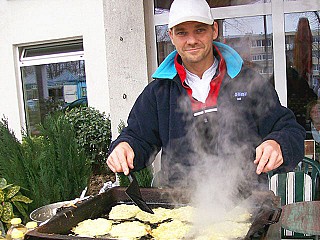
<box><xmin>0</xmin><ymin>114</ymin><xmax>91</xmax><ymax>211</ymax></box>
<box><xmin>26</xmin><ymin>113</ymin><xmax>91</xmax><ymax>207</ymax></box>
<box><xmin>0</xmin><ymin>118</ymin><xmax>33</xmax><ymax>223</ymax></box>
<box><xmin>64</xmin><ymin>107</ymin><xmax>112</xmax><ymax>174</ymax></box>
<box><xmin>0</xmin><ymin>117</ymin><xmax>26</xmax><ymax>188</ymax></box>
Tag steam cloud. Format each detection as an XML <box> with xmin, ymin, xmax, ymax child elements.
<box><xmin>155</xmin><ymin>84</ymin><xmax>273</xmax><ymax>227</ymax></box>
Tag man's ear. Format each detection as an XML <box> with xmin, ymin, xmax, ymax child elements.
<box><xmin>212</xmin><ymin>22</ymin><xmax>219</xmax><ymax>40</ymax></box>
<box><xmin>168</xmin><ymin>29</ymin><xmax>175</xmax><ymax>45</ymax></box>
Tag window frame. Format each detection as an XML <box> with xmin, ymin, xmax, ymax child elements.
<box><xmin>18</xmin><ymin>38</ymin><xmax>85</xmax><ymax>67</ymax></box>
<box><xmin>16</xmin><ymin>38</ymin><xmax>86</xmax><ymax>134</ymax></box>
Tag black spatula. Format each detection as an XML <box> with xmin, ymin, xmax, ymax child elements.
<box><xmin>125</xmin><ymin>172</ymin><xmax>154</xmax><ymax>214</ymax></box>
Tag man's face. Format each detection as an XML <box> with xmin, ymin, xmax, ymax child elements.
<box><xmin>169</xmin><ymin>21</ymin><xmax>218</xmax><ymax>67</ymax></box>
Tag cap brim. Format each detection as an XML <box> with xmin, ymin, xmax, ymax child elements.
<box><xmin>168</xmin><ymin>16</ymin><xmax>214</xmax><ymax>28</ymax></box>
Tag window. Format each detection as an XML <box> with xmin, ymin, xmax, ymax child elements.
<box><xmin>154</xmin><ymin>0</ymin><xmax>271</xmax><ymax>12</ymax></box>
<box><xmin>285</xmin><ymin>12</ymin><xmax>320</xmax><ymax>135</ymax></box>
<box><xmin>252</xmin><ymin>54</ymin><xmax>272</xmax><ymax>61</ymax></box>
<box><xmin>155</xmin><ymin>15</ymin><xmax>274</xmax><ymax>80</ymax></box>
<box><xmin>252</xmin><ymin>39</ymin><xmax>272</xmax><ymax>47</ymax></box>
<box><xmin>19</xmin><ymin>39</ymin><xmax>87</xmax><ymax>135</ymax></box>
<box><xmin>252</xmin><ymin>55</ymin><xmax>262</xmax><ymax>61</ymax></box>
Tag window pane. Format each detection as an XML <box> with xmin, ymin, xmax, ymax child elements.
<box><xmin>222</xmin><ymin>16</ymin><xmax>273</xmax><ymax>80</ymax></box>
<box><xmin>21</xmin><ymin>60</ymin><xmax>86</xmax><ymax>135</ymax></box>
<box><xmin>156</xmin><ymin>16</ymin><xmax>273</xmax><ymax>80</ymax></box>
<box><xmin>154</xmin><ymin>0</ymin><xmax>270</xmax><ymax>12</ymax></box>
<box><xmin>155</xmin><ymin>25</ymin><xmax>174</xmax><ymax>65</ymax></box>
<box><xmin>22</xmin><ymin>40</ymin><xmax>83</xmax><ymax>58</ymax></box>
<box><xmin>284</xmin><ymin>12</ymin><xmax>320</xmax><ymax>140</ymax></box>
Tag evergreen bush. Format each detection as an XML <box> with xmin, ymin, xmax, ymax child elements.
<box><xmin>63</xmin><ymin>106</ymin><xmax>112</xmax><ymax>174</ymax></box>
<box><xmin>27</xmin><ymin>113</ymin><xmax>91</xmax><ymax>207</ymax></box>
<box><xmin>0</xmin><ymin>114</ymin><xmax>91</xmax><ymax>212</ymax></box>
<box><xmin>0</xmin><ymin>117</ymin><xmax>26</xmax><ymax>188</ymax></box>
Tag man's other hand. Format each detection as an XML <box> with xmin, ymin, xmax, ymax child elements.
<box><xmin>254</xmin><ymin>140</ymin><xmax>283</xmax><ymax>174</ymax></box>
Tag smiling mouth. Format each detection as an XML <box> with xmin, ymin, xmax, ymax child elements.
<box><xmin>185</xmin><ymin>48</ymin><xmax>201</xmax><ymax>53</ymax></box>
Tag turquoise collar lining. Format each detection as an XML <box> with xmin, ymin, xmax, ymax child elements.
<box><xmin>152</xmin><ymin>42</ymin><xmax>243</xmax><ymax>80</ymax></box>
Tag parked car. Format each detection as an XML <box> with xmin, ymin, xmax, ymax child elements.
<box><xmin>63</xmin><ymin>97</ymin><xmax>88</xmax><ymax>111</ymax></box>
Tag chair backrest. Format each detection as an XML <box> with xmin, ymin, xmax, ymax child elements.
<box><xmin>269</xmin><ymin>171</ymin><xmax>313</xmax><ymax>205</ymax></box>
<box><xmin>296</xmin><ymin>157</ymin><xmax>320</xmax><ymax>200</ymax></box>
<box><xmin>268</xmin><ymin>157</ymin><xmax>320</xmax><ymax>238</ymax></box>
<box><xmin>269</xmin><ymin>157</ymin><xmax>320</xmax><ymax>203</ymax></box>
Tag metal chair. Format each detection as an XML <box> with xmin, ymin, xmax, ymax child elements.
<box><xmin>268</xmin><ymin>157</ymin><xmax>320</xmax><ymax>239</ymax></box>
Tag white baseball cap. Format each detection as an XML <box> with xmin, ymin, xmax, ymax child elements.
<box><xmin>168</xmin><ymin>0</ymin><xmax>214</xmax><ymax>29</ymax></box>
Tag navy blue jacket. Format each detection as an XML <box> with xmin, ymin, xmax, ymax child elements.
<box><xmin>110</xmin><ymin>42</ymin><xmax>305</xmax><ymax>185</ymax></box>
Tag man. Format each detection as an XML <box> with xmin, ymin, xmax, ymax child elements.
<box><xmin>107</xmin><ymin>0</ymin><xmax>305</xmax><ymax>188</ymax></box>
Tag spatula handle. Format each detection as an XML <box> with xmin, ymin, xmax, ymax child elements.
<box><xmin>128</xmin><ymin>172</ymin><xmax>136</xmax><ymax>183</ymax></box>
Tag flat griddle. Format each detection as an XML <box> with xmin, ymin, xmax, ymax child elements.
<box><xmin>25</xmin><ymin>187</ymin><xmax>281</xmax><ymax>240</ymax></box>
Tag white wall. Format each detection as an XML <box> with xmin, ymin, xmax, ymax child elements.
<box><xmin>0</xmin><ymin>0</ymin><xmax>109</xmax><ymax>139</ymax></box>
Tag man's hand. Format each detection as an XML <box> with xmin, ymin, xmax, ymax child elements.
<box><xmin>106</xmin><ymin>142</ymin><xmax>134</xmax><ymax>175</ymax></box>
<box><xmin>254</xmin><ymin>140</ymin><xmax>283</xmax><ymax>175</ymax></box>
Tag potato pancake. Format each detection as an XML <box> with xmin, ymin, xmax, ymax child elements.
<box><xmin>196</xmin><ymin>221</ymin><xmax>251</xmax><ymax>239</ymax></box>
<box><xmin>135</xmin><ymin>207</ymin><xmax>172</xmax><ymax>223</ymax></box>
<box><xmin>71</xmin><ymin>218</ymin><xmax>112</xmax><ymax>237</ymax></box>
<box><xmin>151</xmin><ymin>219</ymin><xmax>192</xmax><ymax>240</ymax></box>
<box><xmin>108</xmin><ymin>204</ymin><xmax>141</xmax><ymax>220</ymax></box>
<box><xmin>169</xmin><ymin>205</ymin><xmax>195</xmax><ymax>222</ymax></box>
<box><xmin>109</xmin><ymin>221</ymin><xmax>151</xmax><ymax>239</ymax></box>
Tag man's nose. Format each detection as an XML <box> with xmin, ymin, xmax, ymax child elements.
<box><xmin>186</xmin><ymin>33</ymin><xmax>198</xmax><ymax>45</ymax></box>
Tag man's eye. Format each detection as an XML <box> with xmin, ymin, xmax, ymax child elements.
<box><xmin>197</xmin><ymin>28</ymin><xmax>206</xmax><ymax>33</ymax></box>
<box><xmin>176</xmin><ymin>31</ymin><xmax>186</xmax><ymax>36</ymax></box>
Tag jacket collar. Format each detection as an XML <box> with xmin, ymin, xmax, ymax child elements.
<box><xmin>152</xmin><ymin>42</ymin><xmax>243</xmax><ymax>80</ymax></box>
